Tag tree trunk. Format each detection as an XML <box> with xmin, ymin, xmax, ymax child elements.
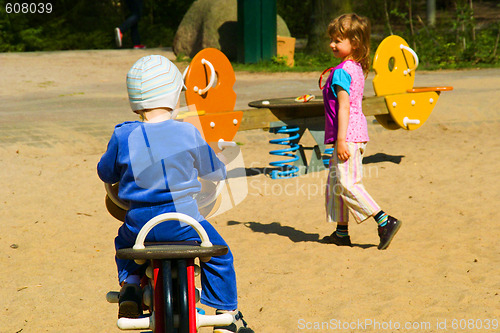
<box><xmin>384</xmin><ymin>0</ymin><xmax>393</xmax><ymax>35</ymax></box>
<box><xmin>409</xmin><ymin>0</ymin><xmax>416</xmax><ymax>50</ymax></box>
<box><xmin>469</xmin><ymin>0</ymin><xmax>475</xmax><ymax>42</ymax></box>
<box><xmin>306</xmin><ymin>0</ymin><xmax>352</xmax><ymax>54</ymax></box>
<box><xmin>427</xmin><ymin>0</ymin><xmax>436</xmax><ymax>27</ymax></box>
<box><xmin>493</xmin><ymin>26</ymin><xmax>499</xmax><ymax>58</ymax></box>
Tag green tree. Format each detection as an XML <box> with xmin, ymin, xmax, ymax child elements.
<box><xmin>306</xmin><ymin>0</ymin><xmax>352</xmax><ymax>54</ymax></box>
<box><xmin>0</xmin><ymin>0</ymin><xmax>194</xmax><ymax>51</ymax></box>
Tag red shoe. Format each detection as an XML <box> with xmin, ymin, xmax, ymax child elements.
<box><xmin>133</xmin><ymin>44</ymin><xmax>146</xmax><ymax>49</ymax></box>
<box><xmin>114</xmin><ymin>27</ymin><xmax>123</xmax><ymax>48</ymax></box>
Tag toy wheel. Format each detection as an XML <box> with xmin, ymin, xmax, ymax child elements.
<box><xmin>162</xmin><ymin>261</ymin><xmax>176</xmax><ymax>332</ymax></box>
<box><xmin>152</xmin><ymin>260</ymin><xmax>175</xmax><ymax>333</ymax></box>
<box><xmin>176</xmin><ymin>260</ymin><xmax>190</xmax><ymax>333</ymax></box>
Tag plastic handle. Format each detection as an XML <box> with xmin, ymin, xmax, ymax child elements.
<box><xmin>194</xmin><ymin>58</ymin><xmax>216</xmax><ymax>95</ymax></box>
<box><xmin>400</xmin><ymin>44</ymin><xmax>419</xmax><ymax>75</ymax></box>
<box><xmin>133</xmin><ymin>213</ymin><xmax>213</xmax><ymax>250</ymax></box>
<box><xmin>403</xmin><ymin>116</ymin><xmax>421</xmax><ymax>127</ymax></box>
<box><xmin>218</xmin><ymin>139</ymin><xmax>237</xmax><ymax>150</ymax></box>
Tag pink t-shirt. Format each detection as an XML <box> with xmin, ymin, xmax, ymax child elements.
<box><xmin>323</xmin><ymin>60</ymin><xmax>369</xmax><ymax>143</ymax></box>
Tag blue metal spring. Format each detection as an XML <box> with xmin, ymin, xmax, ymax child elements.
<box><xmin>323</xmin><ymin>148</ymin><xmax>335</xmax><ymax>166</ymax></box>
<box><xmin>269</xmin><ymin>125</ymin><xmax>300</xmax><ymax>179</ymax></box>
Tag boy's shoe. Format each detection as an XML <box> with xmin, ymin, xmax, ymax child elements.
<box><xmin>321</xmin><ymin>232</ymin><xmax>352</xmax><ymax>246</ymax></box>
<box><xmin>118</xmin><ymin>283</ymin><xmax>143</xmax><ymax>318</ymax></box>
<box><xmin>213</xmin><ymin>310</ymin><xmax>254</xmax><ymax>333</ymax></box>
<box><xmin>114</xmin><ymin>27</ymin><xmax>123</xmax><ymax>48</ymax></box>
<box><xmin>133</xmin><ymin>44</ymin><xmax>146</xmax><ymax>49</ymax></box>
<box><xmin>378</xmin><ymin>216</ymin><xmax>402</xmax><ymax>250</ymax></box>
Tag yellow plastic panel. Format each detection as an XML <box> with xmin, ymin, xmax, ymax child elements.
<box><xmin>372</xmin><ymin>35</ymin><xmax>417</xmax><ymax>97</ymax></box>
<box><xmin>384</xmin><ymin>91</ymin><xmax>440</xmax><ymax>130</ymax></box>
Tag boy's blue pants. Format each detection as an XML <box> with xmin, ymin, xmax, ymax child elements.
<box><xmin>114</xmin><ymin>204</ymin><xmax>238</xmax><ymax>311</ymax></box>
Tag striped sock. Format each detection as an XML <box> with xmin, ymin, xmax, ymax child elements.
<box><xmin>374</xmin><ymin>211</ymin><xmax>389</xmax><ymax>227</ymax></box>
<box><xmin>335</xmin><ymin>224</ymin><xmax>349</xmax><ymax>238</ymax></box>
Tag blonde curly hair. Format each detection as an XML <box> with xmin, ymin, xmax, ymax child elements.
<box><xmin>328</xmin><ymin>13</ymin><xmax>371</xmax><ymax>77</ymax></box>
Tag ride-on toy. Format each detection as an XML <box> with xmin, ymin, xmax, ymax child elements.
<box><xmin>104</xmin><ymin>140</ymin><xmax>240</xmax><ymax>332</ymax></box>
<box><xmin>106</xmin><ymin>213</ymin><xmax>234</xmax><ymax>332</ymax></box>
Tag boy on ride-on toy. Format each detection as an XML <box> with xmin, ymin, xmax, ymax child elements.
<box><xmin>97</xmin><ymin>55</ymin><xmax>253</xmax><ymax>333</ymax></box>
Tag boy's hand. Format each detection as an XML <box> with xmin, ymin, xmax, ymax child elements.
<box><xmin>336</xmin><ymin>140</ymin><xmax>351</xmax><ymax>161</ymax></box>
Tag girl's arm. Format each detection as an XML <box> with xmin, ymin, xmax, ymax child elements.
<box><xmin>335</xmin><ymin>85</ymin><xmax>351</xmax><ymax>161</ymax></box>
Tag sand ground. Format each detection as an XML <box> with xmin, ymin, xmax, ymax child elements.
<box><xmin>0</xmin><ymin>49</ymin><xmax>499</xmax><ymax>333</ymax></box>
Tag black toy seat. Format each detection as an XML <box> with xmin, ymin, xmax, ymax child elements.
<box><xmin>116</xmin><ymin>241</ymin><xmax>228</xmax><ymax>260</ymax></box>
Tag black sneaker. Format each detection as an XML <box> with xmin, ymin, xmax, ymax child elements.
<box><xmin>378</xmin><ymin>216</ymin><xmax>402</xmax><ymax>250</ymax></box>
<box><xmin>118</xmin><ymin>283</ymin><xmax>143</xmax><ymax>318</ymax></box>
<box><xmin>321</xmin><ymin>232</ymin><xmax>352</xmax><ymax>246</ymax></box>
<box><xmin>213</xmin><ymin>310</ymin><xmax>254</xmax><ymax>333</ymax></box>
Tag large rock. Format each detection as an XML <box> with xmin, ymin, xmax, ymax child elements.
<box><xmin>173</xmin><ymin>0</ymin><xmax>291</xmax><ymax>60</ymax></box>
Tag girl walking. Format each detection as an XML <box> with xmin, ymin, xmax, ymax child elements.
<box><xmin>322</xmin><ymin>13</ymin><xmax>401</xmax><ymax>250</ymax></box>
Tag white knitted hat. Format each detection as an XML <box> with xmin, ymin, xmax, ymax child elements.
<box><xmin>126</xmin><ymin>55</ymin><xmax>183</xmax><ymax>112</ymax></box>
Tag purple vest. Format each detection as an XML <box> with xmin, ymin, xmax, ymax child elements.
<box><xmin>323</xmin><ymin>60</ymin><xmax>369</xmax><ymax>144</ymax></box>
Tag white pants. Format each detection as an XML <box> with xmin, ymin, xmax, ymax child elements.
<box><xmin>325</xmin><ymin>142</ymin><xmax>380</xmax><ymax>223</ymax></box>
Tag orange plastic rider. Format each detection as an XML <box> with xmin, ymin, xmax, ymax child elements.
<box><xmin>182</xmin><ymin>48</ymin><xmax>242</xmax><ymax>148</ymax></box>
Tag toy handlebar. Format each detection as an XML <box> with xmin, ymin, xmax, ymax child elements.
<box><xmin>133</xmin><ymin>212</ymin><xmax>213</xmax><ymax>250</ymax></box>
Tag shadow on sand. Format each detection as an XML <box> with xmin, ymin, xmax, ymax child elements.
<box><xmin>227</xmin><ymin>220</ymin><xmax>376</xmax><ymax>248</ymax></box>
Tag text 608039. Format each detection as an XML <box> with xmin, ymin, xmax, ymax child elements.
<box><xmin>6</xmin><ymin>3</ymin><xmax>53</xmax><ymax>14</ymax></box>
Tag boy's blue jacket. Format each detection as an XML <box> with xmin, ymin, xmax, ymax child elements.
<box><xmin>98</xmin><ymin>120</ymin><xmax>226</xmax><ymax>219</ymax></box>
